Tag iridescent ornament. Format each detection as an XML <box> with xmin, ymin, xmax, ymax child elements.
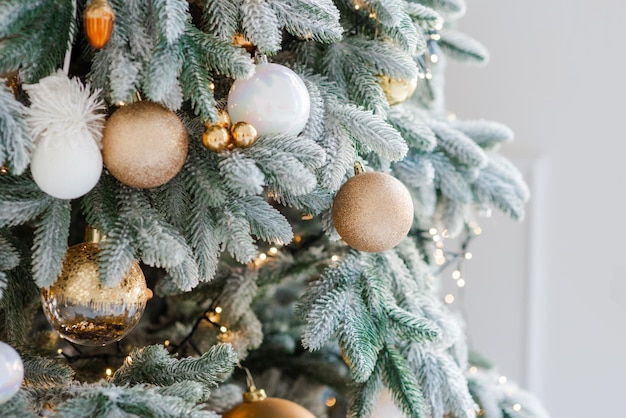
<box><xmin>83</xmin><ymin>0</ymin><xmax>115</xmax><ymax>49</ymax></box>
<box><xmin>227</xmin><ymin>63</ymin><xmax>310</xmax><ymax>137</ymax></box>
<box><xmin>379</xmin><ymin>75</ymin><xmax>418</xmax><ymax>106</ymax></box>
<box><xmin>0</xmin><ymin>342</ymin><xmax>23</xmax><ymax>405</ymax></box>
<box><xmin>41</xmin><ymin>231</ymin><xmax>149</xmax><ymax>346</ymax></box>
<box><xmin>223</xmin><ymin>386</ymin><xmax>315</xmax><ymax>418</ymax></box>
<box><xmin>332</xmin><ymin>169</ymin><xmax>414</xmax><ymax>252</ymax></box>
<box><xmin>102</xmin><ymin>101</ymin><xmax>188</xmax><ymax>189</ymax></box>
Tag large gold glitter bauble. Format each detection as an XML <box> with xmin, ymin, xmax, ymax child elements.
<box><xmin>40</xmin><ymin>242</ymin><xmax>148</xmax><ymax>346</ymax></box>
<box><xmin>223</xmin><ymin>389</ymin><xmax>315</xmax><ymax>418</ymax></box>
<box><xmin>332</xmin><ymin>171</ymin><xmax>414</xmax><ymax>252</ymax></box>
<box><xmin>379</xmin><ymin>75</ymin><xmax>418</xmax><ymax>106</ymax></box>
<box><xmin>202</xmin><ymin>126</ymin><xmax>231</xmax><ymax>153</ymax></box>
<box><xmin>102</xmin><ymin>101</ymin><xmax>188</xmax><ymax>188</ymax></box>
<box><xmin>231</xmin><ymin>121</ymin><xmax>258</xmax><ymax>148</ymax></box>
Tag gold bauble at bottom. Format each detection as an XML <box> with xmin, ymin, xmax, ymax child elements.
<box><xmin>202</xmin><ymin>126</ymin><xmax>231</xmax><ymax>152</ymax></box>
<box><xmin>40</xmin><ymin>242</ymin><xmax>149</xmax><ymax>346</ymax></box>
<box><xmin>223</xmin><ymin>397</ymin><xmax>316</xmax><ymax>418</ymax></box>
<box><xmin>231</xmin><ymin>121</ymin><xmax>258</xmax><ymax>148</ymax></box>
<box><xmin>332</xmin><ymin>171</ymin><xmax>414</xmax><ymax>253</ymax></box>
<box><xmin>102</xmin><ymin>101</ymin><xmax>188</xmax><ymax>189</ymax></box>
<box><xmin>379</xmin><ymin>75</ymin><xmax>418</xmax><ymax>106</ymax></box>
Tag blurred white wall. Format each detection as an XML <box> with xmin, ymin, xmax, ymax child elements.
<box><xmin>445</xmin><ymin>0</ymin><xmax>626</xmax><ymax>416</ymax></box>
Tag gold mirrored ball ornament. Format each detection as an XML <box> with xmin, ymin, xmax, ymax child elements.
<box><xmin>216</xmin><ymin>109</ymin><xmax>231</xmax><ymax>129</ymax></box>
<box><xmin>202</xmin><ymin>126</ymin><xmax>231</xmax><ymax>152</ymax></box>
<box><xmin>231</xmin><ymin>121</ymin><xmax>258</xmax><ymax>148</ymax></box>
<box><xmin>379</xmin><ymin>75</ymin><xmax>418</xmax><ymax>106</ymax></box>
<box><xmin>332</xmin><ymin>171</ymin><xmax>414</xmax><ymax>252</ymax></box>
<box><xmin>102</xmin><ymin>101</ymin><xmax>188</xmax><ymax>189</ymax></box>
<box><xmin>40</xmin><ymin>242</ymin><xmax>149</xmax><ymax>346</ymax></box>
<box><xmin>223</xmin><ymin>389</ymin><xmax>316</xmax><ymax>418</ymax></box>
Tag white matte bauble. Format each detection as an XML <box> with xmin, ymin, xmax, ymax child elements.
<box><xmin>30</xmin><ymin>136</ymin><xmax>103</xmax><ymax>199</ymax></box>
<box><xmin>227</xmin><ymin>63</ymin><xmax>310</xmax><ymax>136</ymax></box>
<box><xmin>0</xmin><ymin>341</ymin><xmax>24</xmax><ymax>404</ymax></box>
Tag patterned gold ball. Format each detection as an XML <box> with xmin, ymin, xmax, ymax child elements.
<box><xmin>40</xmin><ymin>242</ymin><xmax>148</xmax><ymax>346</ymax></box>
<box><xmin>223</xmin><ymin>397</ymin><xmax>316</xmax><ymax>418</ymax></box>
<box><xmin>102</xmin><ymin>101</ymin><xmax>188</xmax><ymax>189</ymax></box>
<box><xmin>332</xmin><ymin>171</ymin><xmax>414</xmax><ymax>252</ymax></box>
<box><xmin>379</xmin><ymin>75</ymin><xmax>418</xmax><ymax>106</ymax></box>
<box><xmin>231</xmin><ymin>121</ymin><xmax>258</xmax><ymax>148</ymax></box>
<box><xmin>202</xmin><ymin>126</ymin><xmax>232</xmax><ymax>152</ymax></box>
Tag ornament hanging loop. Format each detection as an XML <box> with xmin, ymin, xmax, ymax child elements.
<box><xmin>238</xmin><ymin>363</ymin><xmax>267</xmax><ymax>402</ymax></box>
<box><xmin>354</xmin><ymin>161</ymin><xmax>365</xmax><ymax>175</ymax></box>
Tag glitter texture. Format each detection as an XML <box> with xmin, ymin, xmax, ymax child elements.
<box><xmin>41</xmin><ymin>242</ymin><xmax>148</xmax><ymax>346</ymax></box>
<box><xmin>332</xmin><ymin>171</ymin><xmax>414</xmax><ymax>253</ymax></box>
<box><xmin>102</xmin><ymin>101</ymin><xmax>188</xmax><ymax>189</ymax></box>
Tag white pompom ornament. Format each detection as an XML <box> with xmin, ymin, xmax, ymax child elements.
<box><xmin>227</xmin><ymin>63</ymin><xmax>310</xmax><ymax>137</ymax></box>
<box><xmin>25</xmin><ymin>71</ymin><xmax>105</xmax><ymax>199</ymax></box>
<box><xmin>0</xmin><ymin>341</ymin><xmax>24</xmax><ymax>404</ymax></box>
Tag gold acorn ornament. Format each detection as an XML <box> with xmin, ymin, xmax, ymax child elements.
<box><xmin>332</xmin><ymin>162</ymin><xmax>414</xmax><ymax>253</ymax></box>
<box><xmin>102</xmin><ymin>101</ymin><xmax>188</xmax><ymax>188</ymax></box>
<box><xmin>379</xmin><ymin>75</ymin><xmax>418</xmax><ymax>106</ymax></box>
<box><xmin>40</xmin><ymin>227</ymin><xmax>150</xmax><ymax>347</ymax></box>
<box><xmin>83</xmin><ymin>0</ymin><xmax>115</xmax><ymax>49</ymax></box>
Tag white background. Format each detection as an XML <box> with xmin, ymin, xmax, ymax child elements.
<box><xmin>445</xmin><ymin>0</ymin><xmax>626</xmax><ymax>416</ymax></box>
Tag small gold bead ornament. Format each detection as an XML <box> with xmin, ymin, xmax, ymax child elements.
<box><xmin>202</xmin><ymin>126</ymin><xmax>232</xmax><ymax>152</ymax></box>
<box><xmin>231</xmin><ymin>121</ymin><xmax>258</xmax><ymax>148</ymax></box>
<box><xmin>379</xmin><ymin>75</ymin><xmax>418</xmax><ymax>106</ymax></box>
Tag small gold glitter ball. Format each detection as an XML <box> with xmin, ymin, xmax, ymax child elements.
<box><xmin>102</xmin><ymin>101</ymin><xmax>188</xmax><ymax>189</ymax></box>
<box><xmin>202</xmin><ymin>126</ymin><xmax>231</xmax><ymax>152</ymax></box>
<box><xmin>379</xmin><ymin>75</ymin><xmax>418</xmax><ymax>106</ymax></box>
<box><xmin>332</xmin><ymin>171</ymin><xmax>414</xmax><ymax>252</ymax></box>
<box><xmin>231</xmin><ymin>121</ymin><xmax>258</xmax><ymax>148</ymax></box>
<box><xmin>40</xmin><ymin>242</ymin><xmax>149</xmax><ymax>346</ymax></box>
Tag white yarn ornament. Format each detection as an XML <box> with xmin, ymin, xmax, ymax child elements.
<box><xmin>25</xmin><ymin>71</ymin><xmax>105</xmax><ymax>199</ymax></box>
<box><xmin>227</xmin><ymin>63</ymin><xmax>310</xmax><ymax>137</ymax></box>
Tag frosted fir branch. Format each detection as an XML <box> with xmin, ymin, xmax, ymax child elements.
<box><xmin>0</xmin><ymin>176</ymin><xmax>53</xmax><ymax>228</ymax></box>
<box><xmin>152</xmin><ymin>0</ymin><xmax>189</xmax><ymax>45</ymax></box>
<box><xmin>346</xmin><ymin>360</ymin><xmax>384</xmax><ymax>418</ymax></box>
<box><xmin>452</xmin><ymin>119</ymin><xmax>514</xmax><ymax>150</ymax></box>
<box><xmin>388</xmin><ymin>106</ymin><xmax>438</xmax><ymax>152</ymax></box>
<box><xmin>144</xmin><ymin>40</ymin><xmax>184</xmax><ymax>109</ymax></box>
<box><xmin>342</xmin><ymin>66</ymin><xmax>388</xmax><ymax>115</ymax></box>
<box><xmin>382</xmin><ymin>344</ymin><xmax>427</xmax><ymax>418</ymax></box>
<box><xmin>302</xmin><ymin>285</ymin><xmax>349</xmax><ymax>351</ymax></box>
<box><xmin>98</xmin><ymin>220</ymin><xmax>137</xmax><ymax>287</ymax></box>
<box><xmin>218</xmin><ymin>209</ymin><xmax>257</xmax><ymax>263</ymax></box>
<box><xmin>24</xmin><ymin>71</ymin><xmax>106</xmax><ymax>148</ymax></box>
<box><xmin>164</xmin><ymin>245</ymin><xmax>201</xmax><ymax>290</ymax></box>
<box><xmin>488</xmin><ymin>153</ymin><xmax>530</xmax><ymax>201</ymax></box>
<box><xmin>254</xmin><ymin>134</ymin><xmax>326</xmax><ymax>171</ymax></box>
<box><xmin>341</xmin><ymin>38</ymin><xmax>419</xmax><ymax>80</ymax></box>
<box><xmin>0</xmin><ymin>83</ymin><xmax>32</xmax><ymax>175</ymax></box>
<box><xmin>203</xmin><ymin>0</ymin><xmax>241</xmax><ymax>40</ymax></box>
<box><xmin>135</xmin><ymin>217</ymin><xmax>187</xmax><ymax>269</ymax></box>
<box><xmin>428</xmin><ymin>152</ymin><xmax>473</xmax><ymax>203</ymax></box>
<box><xmin>382</xmin><ymin>13</ymin><xmax>425</xmax><ymax>54</ymax></box>
<box><xmin>0</xmin><ymin>391</ymin><xmax>38</xmax><ymax>418</ymax></box>
<box><xmin>331</xmin><ymin>103</ymin><xmax>408</xmax><ymax>162</ymax></box>
<box><xmin>183</xmin><ymin>144</ymin><xmax>228</xmax><ymax>208</ymax></box>
<box><xmin>430</xmin><ymin>121</ymin><xmax>489</xmax><ymax>169</ymax></box>
<box><xmin>270</xmin><ymin>0</ymin><xmax>342</xmax><ymax>44</ymax></box>
<box><xmin>299</xmin><ymin>75</ymin><xmax>327</xmax><ymax>144</ymax></box>
<box><xmin>156</xmin><ymin>381</ymin><xmax>210</xmax><ymax>406</ymax></box>
<box><xmin>319</xmin><ymin>119</ymin><xmax>355</xmax><ymax>191</ymax></box>
<box><xmin>472</xmin><ymin>165</ymin><xmax>526</xmax><ymax>221</ymax></box>
<box><xmin>416</xmin><ymin>0</ymin><xmax>467</xmax><ymax>18</ymax></box>
<box><xmin>394</xmin><ymin>157</ymin><xmax>435</xmax><ymax>189</ymax></box>
<box><xmin>405</xmin><ymin>3</ymin><xmax>443</xmax><ymax>31</ymax></box>
<box><xmin>386</xmin><ymin>306</ymin><xmax>440</xmax><ymax>343</ymax></box>
<box><xmin>81</xmin><ymin>174</ymin><xmax>120</xmax><ymax>234</ymax></box>
<box><xmin>438</xmin><ymin>30</ymin><xmax>489</xmax><ymax>65</ymax></box>
<box><xmin>214</xmin><ymin>271</ymin><xmax>259</xmax><ymax>327</ymax></box>
<box><xmin>269</xmin><ymin>185</ymin><xmax>334</xmax><ymax>215</ymax></box>
<box><xmin>245</xmin><ymin>147</ymin><xmax>317</xmax><ymax>196</ymax></box>
<box><xmin>0</xmin><ymin>0</ymin><xmax>75</xmax><ymax>83</ymax></box>
<box><xmin>152</xmin><ymin>175</ymin><xmax>191</xmax><ymax>230</ymax></box>
<box><xmin>234</xmin><ymin>195</ymin><xmax>293</xmax><ymax>245</ymax></box>
<box><xmin>179</xmin><ymin>40</ymin><xmax>218</xmax><ymax>123</ymax></box>
<box><xmin>218</xmin><ymin>151</ymin><xmax>265</xmax><ymax>197</ymax></box>
<box><xmin>363</xmin><ymin>0</ymin><xmax>404</xmax><ymax>26</ymax></box>
<box><xmin>187</xmin><ymin>204</ymin><xmax>221</xmax><ymax>281</ymax></box>
<box><xmin>31</xmin><ymin>199</ymin><xmax>70</xmax><ymax>288</ymax></box>
<box><xmin>240</xmin><ymin>0</ymin><xmax>282</xmax><ymax>54</ymax></box>
<box><xmin>0</xmin><ymin>235</ymin><xmax>19</xmax><ymax>271</ymax></box>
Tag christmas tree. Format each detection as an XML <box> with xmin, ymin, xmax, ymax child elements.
<box><xmin>0</xmin><ymin>0</ymin><xmax>550</xmax><ymax>417</ymax></box>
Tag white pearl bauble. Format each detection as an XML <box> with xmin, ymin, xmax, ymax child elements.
<box><xmin>0</xmin><ymin>342</ymin><xmax>24</xmax><ymax>404</ymax></box>
<box><xmin>30</xmin><ymin>135</ymin><xmax>103</xmax><ymax>199</ymax></box>
<box><xmin>227</xmin><ymin>63</ymin><xmax>311</xmax><ymax>137</ymax></box>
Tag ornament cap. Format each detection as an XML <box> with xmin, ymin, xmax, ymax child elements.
<box><xmin>243</xmin><ymin>386</ymin><xmax>267</xmax><ymax>403</ymax></box>
<box><xmin>354</xmin><ymin>161</ymin><xmax>365</xmax><ymax>175</ymax></box>
<box><xmin>84</xmin><ymin>226</ymin><xmax>105</xmax><ymax>243</ymax></box>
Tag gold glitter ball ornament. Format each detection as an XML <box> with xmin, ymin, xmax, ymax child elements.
<box><xmin>231</xmin><ymin>121</ymin><xmax>258</xmax><ymax>148</ymax></box>
<box><xmin>202</xmin><ymin>126</ymin><xmax>231</xmax><ymax>153</ymax></box>
<box><xmin>40</xmin><ymin>242</ymin><xmax>149</xmax><ymax>346</ymax></box>
<box><xmin>332</xmin><ymin>171</ymin><xmax>414</xmax><ymax>252</ymax></box>
<box><xmin>223</xmin><ymin>389</ymin><xmax>315</xmax><ymax>418</ymax></box>
<box><xmin>102</xmin><ymin>101</ymin><xmax>188</xmax><ymax>189</ymax></box>
<box><xmin>379</xmin><ymin>75</ymin><xmax>418</xmax><ymax>106</ymax></box>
